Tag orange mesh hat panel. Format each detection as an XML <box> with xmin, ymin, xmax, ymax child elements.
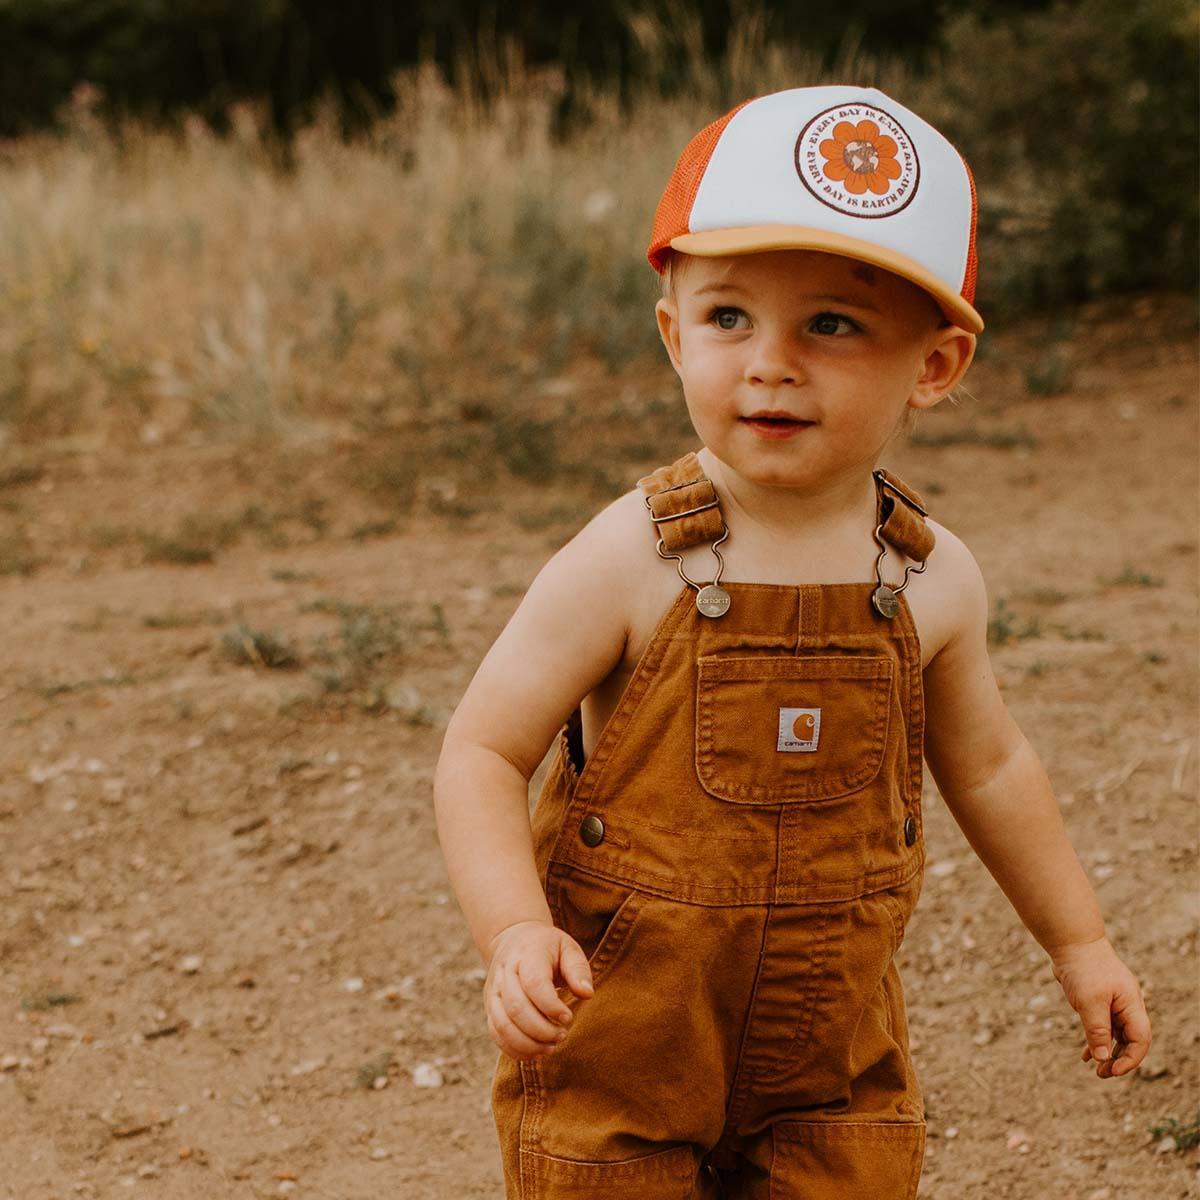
<box><xmin>647</xmin><ymin>100</ymin><xmax>752</xmax><ymax>273</ymax></box>
<box><xmin>645</xmin><ymin>86</ymin><xmax>984</xmax><ymax>333</ymax></box>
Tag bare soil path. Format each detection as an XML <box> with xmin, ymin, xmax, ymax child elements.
<box><xmin>0</xmin><ymin>299</ymin><xmax>1196</xmax><ymax>1198</ymax></box>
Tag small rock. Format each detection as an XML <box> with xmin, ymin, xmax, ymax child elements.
<box><xmin>928</xmin><ymin>861</ymin><xmax>957</xmax><ymax>878</ymax></box>
<box><xmin>972</xmin><ymin>1029</ymin><xmax>994</xmax><ymax>1046</ymax></box>
<box><xmin>1087</xmin><ymin>1188</ymin><xmax>1113</xmax><ymax>1200</ymax></box>
<box><xmin>944</xmin><ymin>1126</ymin><xmax>958</xmax><ymax>1139</ymax></box>
<box><xmin>179</xmin><ymin>955</ymin><xmax>203</xmax><ymax>975</ymax></box>
<box><xmin>369</xmin><ymin>1147</ymin><xmax>390</xmax><ymax>1160</ymax></box>
<box><xmin>289</xmin><ymin>1058</ymin><xmax>325</xmax><ymax>1077</ymax></box>
<box><xmin>1</xmin><ymin>1055</ymin><xmax>20</xmax><ymax>1071</ymax></box>
<box><xmin>1137</xmin><ymin>1056</ymin><xmax>1169</xmax><ymax>1080</ymax></box>
<box><xmin>412</xmin><ymin>1062</ymin><xmax>444</xmax><ymax>1088</ymax></box>
<box><xmin>1006</xmin><ymin>1127</ymin><xmax>1032</xmax><ymax>1152</ymax></box>
<box><xmin>1155</xmin><ymin>1134</ymin><xmax>1177</xmax><ymax>1154</ymax></box>
<box><xmin>136</xmin><ymin>1165</ymin><xmax>159</xmax><ymax>1178</ymax></box>
<box><xmin>278</xmin><ymin>1183</ymin><xmax>298</xmax><ymax>1197</ymax></box>
<box><xmin>343</xmin><ymin>977</ymin><xmax>365</xmax><ymax>993</ymax></box>
<box><xmin>372</xmin><ymin>1075</ymin><xmax>389</xmax><ymax>1090</ymax></box>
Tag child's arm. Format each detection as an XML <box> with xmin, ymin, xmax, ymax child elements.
<box><xmin>920</xmin><ymin>523</ymin><xmax>1151</xmax><ymax>1079</ymax></box>
<box><xmin>434</xmin><ymin>492</ymin><xmax>642</xmax><ymax>1061</ymax></box>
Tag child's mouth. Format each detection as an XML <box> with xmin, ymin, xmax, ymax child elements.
<box><xmin>741</xmin><ymin>414</ymin><xmax>816</xmax><ymax>439</ymax></box>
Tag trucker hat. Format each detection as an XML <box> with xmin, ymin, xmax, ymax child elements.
<box><xmin>647</xmin><ymin>85</ymin><xmax>983</xmax><ymax>333</ymax></box>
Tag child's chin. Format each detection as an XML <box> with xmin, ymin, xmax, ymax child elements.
<box><xmin>722</xmin><ymin>454</ymin><xmax>820</xmax><ymax>489</ymax></box>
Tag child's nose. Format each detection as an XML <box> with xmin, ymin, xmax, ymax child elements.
<box><xmin>745</xmin><ymin>332</ymin><xmax>803</xmax><ymax>387</ymax></box>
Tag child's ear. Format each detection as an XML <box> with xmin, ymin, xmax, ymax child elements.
<box><xmin>908</xmin><ymin>327</ymin><xmax>976</xmax><ymax>411</ymax></box>
<box><xmin>655</xmin><ymin>297</ymin><xmax>683</xmax><ymax>375</ymax></box>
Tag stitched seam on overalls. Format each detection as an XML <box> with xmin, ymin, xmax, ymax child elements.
<box><xmin>906</xmin><ymin>613</ymin><xmax>925</xmax><ymax>815</ymax></box>
<box><xmin>729</xmin><ymin>906</ymin><xmax>838</xmax><ymax>1115</ymax></box>
<box><xmin>549</xmin><ymin>854</ymin><xmax>922</xmax><ymax>905</ymax></box>
<box><xmin>720</xmin><ymin>902</ymin><xmax>775</xmax><ymax>1133</ymax></box>
<box><xmin>544</xmin><ymin>587</ymin><xmax>693</xmax><ymax>874</ymax></box>
<box><xmin>770</xmin><ymin>906</ymin><xmax>838</xmax><ymax>1066</ymax></box>
<box><xmin>563</xmin><ymin>587</ymin><xmax>692</xmax><ymax>807</ymax></box>
<box><xmin>518</xmin><ymin>1056</ymin><xmax>543</xmax><ymax>1197</ymax></box>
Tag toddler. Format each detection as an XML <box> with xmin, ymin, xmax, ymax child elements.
<box><xmin>434</xmin><ymin>85</ymin><xmax>1150</xmax><ymax>1199</ymax></box>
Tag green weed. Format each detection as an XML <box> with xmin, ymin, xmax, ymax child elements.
<box><xmin>987</xmin><ymin>598</ymin><xmax>1042</xmax><ymax>646</ymax></box>
<box><xmin>514</xmin><ymin>504</ymin><xmax>590</xmax><ymax>531</ymax></box>
<box><xmin>354</xmin><ymin>1051</ymin><xmax>393</xmax><ymax>1089</ymax></box>
<box><xmin>143</xmin><ymin>609</ymin><xmax>224</xmax><ymax>629</ymax></box>
<box><xmin>350</xmin><ymin>519</ymin><xmax>397</xmax><ymax>541</ymax></box>
<box><xmin>0</xmin><ymin>531</ymin><xmax>39</xmax><ymax>576</ymax></box>
<box><xmin>39</xmin><ymin>671</ymin><xmax>135</xmax><ymax>699</ymax></box>
<box><xmin>493</xmin><ymin>417</ymin><xmax>558</xmax><ymax>484</ymax></box>
<box><xmin>220</xmin><ymin>625</ymin><xmax>300</xmax><ymax>669</ymax></box>
<box><xmin>1024</xmin><ymin>347</ymin><xmax>1073</xmax><ymax>396</ymax></box>
<box><xmin>1149</xmin><ymin>1111</ymin><xmax>1200</xmax><ymax>1153</ymax></box>
<box><xmin>1101</xmin><ymin>565</ymin><xmax>1164</xmax><ymax>588</ymax></box>
<box><xmin>0</xmin><ymin>463</ymin><xmax>43</xmax><ymax>488</ymax></box>
<box><xmin>909</xmin><ymin>424</ymin><xmax>1038</xmax><ymax>451</ymax></box>
<box><xmin>21</xmin><ymin>990</ymin><xmax>81</xmax><ymax>1011</ymax></box>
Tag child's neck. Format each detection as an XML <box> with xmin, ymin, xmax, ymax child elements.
<box><xmin>696</xmin><ymin>448</ymin><xmax>880</xmax><ymax>544</ymax></box>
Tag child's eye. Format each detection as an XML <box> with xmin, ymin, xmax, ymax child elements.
<box><xmin>709</xmin><ymin>306</ymin><xmax>750</xmax><ymax>332</ymax></box>
<box><xmin>810</xmin><ymin>312</ymin><xmax>858</xmax><ymax>336</ymax></box>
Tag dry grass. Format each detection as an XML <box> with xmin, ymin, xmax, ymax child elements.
<box><xmin>0</xmin><ymin>5</ymin><xmax>1191</xmax><ymax>506</ymax></box>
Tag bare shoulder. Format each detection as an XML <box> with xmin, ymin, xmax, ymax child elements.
<box><xmin>442</xmin><ymin>487</ymin><xmax>656</xmax><ymax>777</ymax></box>
<box><xmin>905</xmin><ymin>516</ymin><xmax>989</xmax><ymax>668</ymax></box>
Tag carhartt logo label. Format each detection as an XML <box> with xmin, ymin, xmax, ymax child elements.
<box><xmin>778</xmin><ymin>707</ymin><xmax>821</xmax><ymax>752</ymax></box>
<box><xmin>794</xmin><ymin>102</ymin><xmax>920</xmax><ymax>218</ymax></box>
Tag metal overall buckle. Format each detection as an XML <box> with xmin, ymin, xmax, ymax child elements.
<box><xmin>870</xmin><ymin>469</ymin><xmax>927</xmax><ymax>618</ymax></box>
<box><xmin>644</xmin><ymin>490</ymin><xmax>731</xmax><ymax>618</ymax></box>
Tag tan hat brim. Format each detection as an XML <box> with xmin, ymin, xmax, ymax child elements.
<box><xmin>669</xmin><ymin>225</ymin><xmax>984</xmax><ymax>334</ymax></box>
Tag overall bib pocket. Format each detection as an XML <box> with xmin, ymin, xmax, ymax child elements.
<box><xmin>695</xmin><ymin>655</ymin><xmax>894</xmax><ymax>804</ymax></box>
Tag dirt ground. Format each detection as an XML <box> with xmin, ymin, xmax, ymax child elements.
<box><xmin>0</xmin><ymin>295</ymin><xmax>1197</xmax><ymax>1199</ymax></box>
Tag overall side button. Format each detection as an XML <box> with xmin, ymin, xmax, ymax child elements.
<box><xmin>579</xmin><ymin>815</ymin><xmax>605</xmax><ymax>847</ymax></box>
<box><xmin>903</xmin><ymin>815</ymin><xmax>918</xmax><ymax>847</ymax></box>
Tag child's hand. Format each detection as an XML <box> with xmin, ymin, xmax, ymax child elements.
<box><xmin>483</xmin><ymin>919</ymin><xmax>595</xmax><ymax>1062</ymax></box>
<box><xmin>1049</xmin><ymin>936</ymin><xmax>1151</xmax><ymax>1078</ymax></box>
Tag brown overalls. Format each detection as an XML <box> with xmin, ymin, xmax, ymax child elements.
<box><xmin>492</xmin><ymin>451</ymin><xmax>936</xmax><ymax>1199</ymax></box>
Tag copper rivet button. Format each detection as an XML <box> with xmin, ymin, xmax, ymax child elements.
<box><xmin>579</xmin><ymin>815</ymin><xmax>605</xmax><ymax>848</ymax></box>
<box><xmin>903</xmin><ymin>816</ymin><xmax>918</xmax><ymax>847</ymax></box>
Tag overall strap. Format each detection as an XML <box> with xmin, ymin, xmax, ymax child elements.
<box><xmin>637</xmin><ymin>451</ymin><xmax>727</xmax><ymax>553</ymax></box>
<box><xmin>874</xmin><ymin>468</ymin><xmax>935</xmax><ymax>562</ymax></box>
<box><xmin>636</xmin><ymin>454</ymin><xmax>936</xmax><ymax>562</ymax></box>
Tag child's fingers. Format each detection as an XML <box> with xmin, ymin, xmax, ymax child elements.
<box><xmin>1076</xmin><ymin>996</ymin><xmax>1115</xmax><ymax>1066</ymax></box>
<box><xmin>516</xmin><ymin>958</ymin><xmax>575</xmax><ymax>1027</ymax></box>
<box><xmin>1107</xmin><ymin>999</ymin><xmax>1152</xmax><ymax>1077</ymax></box>
<box><xmin>557</xmin><ymin>936</ymin><xmax>595</xmax><ymax>1000</ymax></box>
<box><xmin>492</xmin><ymin>965</ymin><xmax>569</xmax><ymax>1045</ymax></box>
<box><xmin>486</xmin><ymin>974</ymin><xmax>565</xmax><ymax>1058</ymax></box>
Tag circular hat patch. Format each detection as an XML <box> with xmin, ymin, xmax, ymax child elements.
<box><xmin>795</xmin><ymin>101</ymin><xmax>920</xmax><ymax>218</ymax></box>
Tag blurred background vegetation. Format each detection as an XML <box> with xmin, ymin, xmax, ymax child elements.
<box><xmin>0</xmin><ymin>0</ymin><xmax>1194</xmax><ymax>498</ymax></box>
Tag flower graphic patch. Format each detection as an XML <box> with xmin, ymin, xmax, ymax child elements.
<box><xmin>778</xmin><ymin>707</ymin><xmax>821</xmax><ymax>753</ymax></box>
<box><xmin>795</xmin><ymin>102</ymin><xmax>919</xmax><ymax>217</ymax></box>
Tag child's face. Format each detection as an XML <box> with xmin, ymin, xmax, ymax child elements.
<box><xmin>655</xmin><ymin>249</ymin><xmax>975</xmax><ymax>489</ymax></box>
